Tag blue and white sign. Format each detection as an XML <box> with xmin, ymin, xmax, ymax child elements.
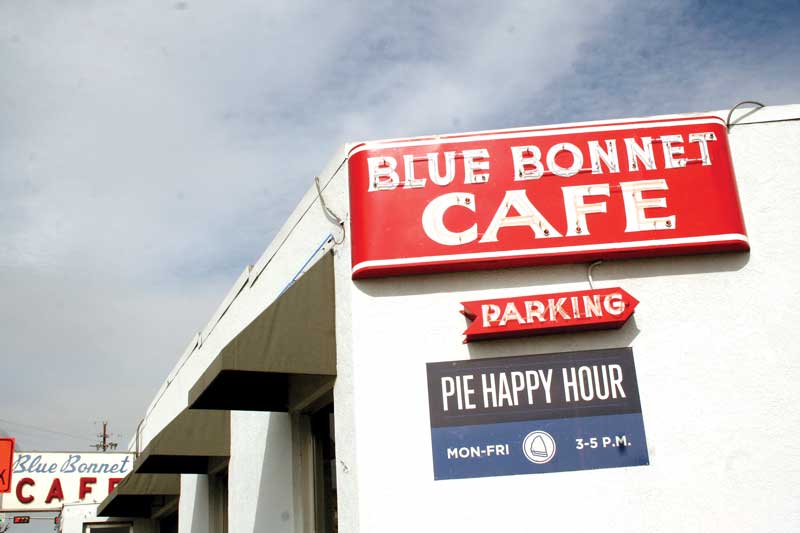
<box><xmin>426</xmin><ymin>348</ymin><xmax>649</xmax><ymax>480</ymax></box>
<box><xmin>0</xmin><ymin>452</ymin><xmax>133</xmax><ymax>512</ymax></box>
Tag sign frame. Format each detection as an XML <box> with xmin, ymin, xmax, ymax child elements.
<box><xmin>0</xmin><ymin>439</ymin><xmax>13</xmax><ymax>494</ymax></box>
<box><xmin>426</xmin><ymin>348</ymin><xmax>649</xmax><ymax>480</ymax></box>
<box><xmin>0</xmin><ymin>452</ymin><xmax>132</xmax><ymax>512</ymax></box>
<box><xmin>348</xmin><ymin>115</ymin><xmax>748</xmax><ymax>278</ymax></box>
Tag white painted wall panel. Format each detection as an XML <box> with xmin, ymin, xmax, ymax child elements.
<box><xmin>228</xmin><ymin>412</ymin><xmax>293</xmax><ymax>533</ymax></box>
<box><xmin>132</xmin><ymin>147</ymin><xmax>349</xmax><ymax>455</ymax></box>
<box><xmin>178</xmin><ymin>475</ymin><xmax>208</xmax><ymax>533</ymax></box>
<box><xmin>122</xmin><ymin>106</ymin><xmax>800</xmax><ymax>532</ymax></box>
<box><xmin>59</xmin><ymin>503</ymin><xmax>156</xmax><ymax>533</ymax></box>
<box><xmin>343</xmin><ymin>111</ymin><xmax>800</xmax><ymax>532</ymax></box>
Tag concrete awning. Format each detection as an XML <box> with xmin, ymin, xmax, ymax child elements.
<box><xmin>188</xmin><ymin>252</ymin><xmax>336</xmax><ymax>411</ymax></box>
<box><xmin>134</xmin><ymin>409</ymin><xmax>230</xmax><ymax>474</ymax></box>
<box><xmin>96</xmin><ymin>473</ymin><xmax>179</xmax><ymax>518</ymax></box>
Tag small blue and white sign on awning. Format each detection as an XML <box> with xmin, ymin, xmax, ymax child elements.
<box><xmin>426</xmin><ymin>347</ymin><xmax>649</xmax><ymax>480</ymax></box>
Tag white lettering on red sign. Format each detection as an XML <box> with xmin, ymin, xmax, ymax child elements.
<box><xmin>461</xmin><ymin>288</ymin><xmax>638</xmax><ymax>342</ymax></box>
<box><xmin>348</xmin><ymin>117</ymin><xmax>746</xmax><ymax>278</ymax></box>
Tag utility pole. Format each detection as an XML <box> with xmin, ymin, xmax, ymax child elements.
<box><xmin>92</xmin><ymin>421</ymin><xmax>118</xmax><ymax>452</ymax></box>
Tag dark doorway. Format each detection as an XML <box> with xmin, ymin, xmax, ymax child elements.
<box><xmin>311</xmin><ymin>403</ymin><xmax>336</xmax><ymax>533</ymax></box>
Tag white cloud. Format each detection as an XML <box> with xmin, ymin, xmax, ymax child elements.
<box><xmin>1</xmin><ymin>0</ymin><xmax>797</xmax><ymax>449</ymax></box>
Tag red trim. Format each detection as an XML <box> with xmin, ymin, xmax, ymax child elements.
<box><xmin>353</xmin><ymin>238</ymin><xmax>749</xmax><ymax>279</ymax></box>
<box><xmin>0</xmin><ymin>437</ymin><xmax>13</xmax><ymax>493</ymax></box>
<box><xmin>348</xmin><ymin>115</ymin><xmax>725</xmax><ymax>155</ymax></box>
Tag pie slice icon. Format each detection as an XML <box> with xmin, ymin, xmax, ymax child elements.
<box><xmin>522</xmin><ymin>430</ymin><xmax>556</xmax><ymax>464</ymax></box>
<box><xmin>529</xmin><ymin>435</ymin><xmax>549</xmax><ymax>457</ymax></box>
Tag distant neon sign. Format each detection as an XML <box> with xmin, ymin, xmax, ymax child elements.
<box><xmin>0</xmin><ymin>438</ymin><xmax>13</xmax><ymax>493</ymax></box>
<box><xmin>1</xmin><ymin>453</ymin><xmax>131</xmax><ymax>512</ymax></box>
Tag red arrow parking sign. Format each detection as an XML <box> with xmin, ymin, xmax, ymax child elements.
<box><xmin>0</xmin><ymin>438</ymin><xmax>14</xmax><ymax>493</ymax></box>
<box><xmin>461</xmin><ymin>287</ymin><xmax>638</xmax><ymax>342</ymax></box>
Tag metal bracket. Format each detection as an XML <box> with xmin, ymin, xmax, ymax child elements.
<box><xmin>315</xmin><ymin>176</ymin><xmax>346</xmax><ymax>245</ymax></box>
<box><xmin>587</xmin><ymin>260</ymin><xmax>603</xmax><ymax>290</ymax></box>
<box><xmin>726</xmin><ymin>100</ymin><xmax>765</xmax><ymax>132</ymax></box>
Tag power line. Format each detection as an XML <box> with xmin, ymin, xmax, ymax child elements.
<box><xmin>0</xmin><ymin>417</ymin><xmax>92</xmax><ymax>442</ymax></box>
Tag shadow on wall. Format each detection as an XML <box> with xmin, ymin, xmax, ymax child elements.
<box><xmin>464</xmin><ymin>315</ymin><xmax>641</xmax><ymax>361</ymax></box>
<box><xmin>252</xmin><ymin>413</ymin><xmax>293</xmax><ymax>533</ymax></box>
<box><xmin>186</xmin><ymin>475</ymin><xmax>209</xmax><ymax>533</ymax></box>
<box><xmin>354</xmin><ymin>251</ymin><xmax>750</xmax><ymax>299</ymax></box>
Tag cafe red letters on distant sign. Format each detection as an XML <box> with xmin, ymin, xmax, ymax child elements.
<box><xmin>348</xmin><ymin>116</ymin><xmax>748</xmax><ymax>278</ymax></box>
<box><xmin>461</xmin><ymin>288</ymin><xmax>638</xmax><ymax>342</ymax></box>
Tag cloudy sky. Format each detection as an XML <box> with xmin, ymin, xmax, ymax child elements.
<box><xmin>1</xmin><ymin>0</ymin><xmax>798</xmax><ymax>453</ymax></box>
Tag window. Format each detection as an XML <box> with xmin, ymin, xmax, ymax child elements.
<box><xmin>83</xmin><ymin>524</ymin><xmax>132</xmax><ymax>533</ymax></box>
<box><xmin>158</xmin><ymin>511</ymin><xmax>178</xmax><ymax>533</ymax></box>
<box><xmin>292</xmin><ymin>389</ymin><xmax>338</xmax><ymax>533</ymax></box>
<box><xmin>209</xmin><ymin>467</ymin><xmax>229</xmax><ymax>533</ymax></box>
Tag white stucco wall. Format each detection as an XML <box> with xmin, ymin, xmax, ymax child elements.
<box><xmin>228</xmin><ymin>412</ymin><xmax>293</xmax><ymax>532</ymax></box>
<box><xmin>178</xmin><ymin>475</ymin><xmax>208</xmax><ymax>533</ymax></box>
<box><xmin>121</xmin><ymin>146</ymin><xmax>350</xmax><ymax>532</ymax></box>
<box><xmin>132</xmin><ymin>145</ymin><xmax>349</xmax><ymax>453</ymax></box>
<box><xmin>338</xmin><ymin>106</ymin><xmax>800</xmax><ymax>532</ymax></box>
<box><xmin>59</xmin><ymin>503</ymin><xmax>156</xmax><ymax>533</ymax></box>
<box><xmin>121</xmin><ymin>105</ymin><xmax>800</xmax><ymax>532</ymax></box>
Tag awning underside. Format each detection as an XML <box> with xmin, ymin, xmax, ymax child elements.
<box><xmin>189</xmin><ymin>252</ymin><xmax>336</xmax><ymax>411</ymax></box>
<box><xmin>134</xmin><ymin>409</ymin><xmax>230</xmax><ymax>474</ymax></box>
<box><xmin>97</xmin><ymin>473</ymin><xmax>179</xmax><ymax>518</ymax></box>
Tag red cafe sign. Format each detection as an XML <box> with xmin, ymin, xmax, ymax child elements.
<box><xmin>0</xmin><ymin>438</ymin><xmax>13</xmax><ymax>493</ymax></box>
<box><xmin>348</xmin><ymin>116</ymin><xmax>748</xmax><ymax>278</ymax></box>
<box><xmin>461</xmin><ymin>287</ymin><xmax>638</xmax><ymax>342</ymax></box>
